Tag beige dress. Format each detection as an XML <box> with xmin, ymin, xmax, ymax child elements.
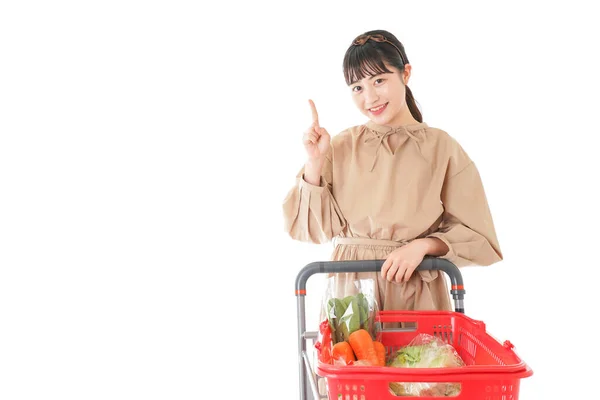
<box><xmin>282</xmin><ymin>120</ymin><xmax>503</xmax><ymax>312</ymax></box>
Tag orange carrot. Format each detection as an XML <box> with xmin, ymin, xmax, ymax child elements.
<box><xmin>331</xmin><ymin>341</ymin><xmax>356</xmax><ymax>364</ymax></box>
<box><xmin>348</xmin><ymin>329</ymin><xmax>379</xmax><ymax>366</ymax></box>
<box><xmin>372</xmin><ymin>340</ymin><xmax>386</xmax><ymax>366</ymax></box>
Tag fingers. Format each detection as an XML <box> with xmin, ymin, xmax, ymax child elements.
<box><xmin>383</xmin><ymin>258</ymin><xmax>416</xmax><ymax>283</ymax></box>
<box><xmin>308</xmin><ymin>99</ymin><xmax>319</xmax><ymax>126</ymax></box>
<box><xmin>395</xmin><ymin>263</ymin><xmax>417</xmax><ymax>283</ymax></box>
<box><xmin>380</xmin><ymin>258</ymin><xmax>392</xmax><ymax>280</ymax></box>
<box><xmin>306</xmin><ymin>130</ymin><xmax>319</xmax><ymax>144</ymax></box>
<box><xmin>316</xmin><ymin>126</ymin><xmax>330</xmax><ymax>139</ymax></box>
<box><xmin>384</xmin><ymin>259</ymin><xmax>400</xmax><ymax>282</ymax></box>
<box><xmin>303</xmin><ymin>124</ymin><xmax>321</xmax><ymax>145</ymax></box>
<box><xmin>395</xmin><ymin>264</ymin><xmax>408</xmax><ymax>283</ymax></box>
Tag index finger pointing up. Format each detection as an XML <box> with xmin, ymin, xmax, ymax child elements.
<box><xmin>308</xmin><ymin>99</ymin><xmax>319</xmax><ymax>126</ymax></box>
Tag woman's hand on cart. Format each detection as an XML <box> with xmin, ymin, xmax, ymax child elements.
<box><xmin>381</xmin><ymin>240</ymin><xmax>428</xmax><ymax>283</ymax></box>
<box><xmin>382</xmin><ymin>238</ymin><xmax>450</xmax><ymax>283</ymax></box>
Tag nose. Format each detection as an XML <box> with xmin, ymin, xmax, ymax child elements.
<box><xmin>363</xmin><ymin>85</ymin><xmax>379</xmax><ymax>106</ymax></box>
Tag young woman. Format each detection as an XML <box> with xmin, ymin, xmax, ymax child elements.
<box><xmin>283</xmin><ymin>29</ymin><xmax>503</xmax><ymax>312</ymax></box>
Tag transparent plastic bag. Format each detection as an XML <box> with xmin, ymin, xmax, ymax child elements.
<box><xmin>389</xmin><ymin>381</ymin><xmax>462</xmax><ymax>397</ymax></box>
<box><xmin>388</xmin><ymin>333</ymin><xmax>465</xmax><ymax>396</ymax></box>
<box><xmin>321</xmin><ymin>276</ymin><xmax>380</xmax><ymax>345</ymax></box>
<box><xmin>314</xmin><ymin>277</ymin><xmax>384</xmax><ymax>366</ymax></box>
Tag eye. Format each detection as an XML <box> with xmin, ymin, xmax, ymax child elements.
<box><xmin>352</xmin><ymin>85</ymin><xmax>362</xmax><ymax>92</ymax></box>
<box><xmin>374</xmin><ymin>78</ymin><xmax>384</xmax><ymax>85</ymax></box>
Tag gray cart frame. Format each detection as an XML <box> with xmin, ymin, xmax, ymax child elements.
<box><xmin>294</xmin><ymin>256</ymin><xmax>466</xmax><ymax>400</ymax></box>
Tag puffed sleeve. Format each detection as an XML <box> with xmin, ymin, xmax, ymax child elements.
<box><xmin>427</xmin><ymin>144</ymin><xmax>503</xmax><ymax>267</ymax></box>
<box><xmin>282</xmin><ymin>148</ymin><xmax>346</xmax><ymax>244</ymax></box>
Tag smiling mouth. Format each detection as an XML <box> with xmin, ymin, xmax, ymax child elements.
<box><xmin>367</xmin><ymin>103</ymin><xmax>388</xmax><ymax>115</ymax></box>
<box><xmin>368</xmin><ymin>103</ymin><xmax>388</xmax><ymax>112</ymax></box>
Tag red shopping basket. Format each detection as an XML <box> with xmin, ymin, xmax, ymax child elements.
<box><xmin>295</xmin><ymin>258</ymin><xmax>533</xmax><ymax>400</ymax></box>
<box><xmin>316</xmin><ymin>310</ymin><xmax>533</xmax><ymax>399</ymax></box>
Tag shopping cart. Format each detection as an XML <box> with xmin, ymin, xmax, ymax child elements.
<box><xmin>295</xmin><ymin>257</ymin><xmax>533</xmax><ymax>400</ymax></box>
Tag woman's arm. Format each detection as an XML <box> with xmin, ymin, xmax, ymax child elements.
<box><xmin>303</xmin><ymin>158</ymin><xmax>325</xmax><ymax>186</ymax></box>
<box><xmin>410</xmin><ymin>237</ymin><xmax>449</xmax><ymax>257</ymax></box>
<box><xmin>282</xmin><ymin>149</ymin><xmax>347</xmax><ymax>244</ymax></box>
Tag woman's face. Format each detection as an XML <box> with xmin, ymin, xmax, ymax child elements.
<box><xmin>349</xmin><ymin>63</ymin><xmax>412</xmax><ymax>127</ymax></box>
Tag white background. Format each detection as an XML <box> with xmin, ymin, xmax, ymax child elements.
<box><xmin>1</xmin><ymin>1</ymin><xmax>598</xmax><ymax>399</ymax></box>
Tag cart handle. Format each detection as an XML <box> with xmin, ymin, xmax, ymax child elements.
<box><xmin>294</xmin><ymin>256</ymin><xmax>465</xmax><ymax>313</ymax></box>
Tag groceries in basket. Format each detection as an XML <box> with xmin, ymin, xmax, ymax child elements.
<box><xmin>327</xmin><ymin>292</ymin><xmax>374</xmax><ymax>342</ymax></box>
<box><xmin>314</xmin><ymin>319</ymin><xmax>333</xmax><ymax>364</ymax></box>
<box><xmin>316</xmin><ymin>324</ymin><xmax>387</xmax><ymax>366</ymax></box>
<box><xmin>314</xmin><ymin>277</ymin><xmax>383</xmax><ymax>366</ymax></box>
<box><xmin>387</xmin><ymin>333</ymin><xmax>465</xmax><ymax>397</ymax></box>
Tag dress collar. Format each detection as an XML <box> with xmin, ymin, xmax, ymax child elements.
<box><xmin>365</xmin><ymin>120</ymin><xmax>428</xmax><ymax>134</ymax></box>
<box><xmin>363</xmin><ymin>120</ymin><xmax>429</xmax><ymax>172</ymax></box>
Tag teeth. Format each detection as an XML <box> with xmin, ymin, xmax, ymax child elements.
<box><xmin>370</xmin><ymin>104</ymin><xmax>385</xmax><ymax>111</ymax></box>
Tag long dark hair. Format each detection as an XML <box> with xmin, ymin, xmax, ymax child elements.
<box><xmin>343</xmin><ymin>29</ymin><xmax>422</xmax><ymax>123</ymax></box>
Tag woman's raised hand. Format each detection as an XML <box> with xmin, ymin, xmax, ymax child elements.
<box><xmin>303</xmin><ymin>99</ymin><xmax>331</xmax><ymax>161</ymax></box>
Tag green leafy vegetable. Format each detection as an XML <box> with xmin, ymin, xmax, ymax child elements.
<box><xmin>387</xmin><ymin>334</ymin><xmax>466</xmax><ymax>396</ymax></box>
<box><xmin>388</xmin><ymin>335</ymin><xmax>465</xmax><ymax>368</ymax></box>
<box><xmin>326</xmin><ymin>293</ymin><xmax>373</xmax><ymax>343</ymax></box>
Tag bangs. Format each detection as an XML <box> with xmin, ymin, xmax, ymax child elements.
<box><xmin>344</xmin><ymin>45</ymin><xmax>393</xmax><ymax>86</ymax></box>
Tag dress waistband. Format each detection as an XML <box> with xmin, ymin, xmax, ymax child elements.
<box><xmin>335</xmin><ymin>237</ymin><xmax>409</xmax><ymax>247</ymax></box>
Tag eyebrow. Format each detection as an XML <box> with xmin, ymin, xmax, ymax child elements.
<box><xmin>349</xmin><ymin>73</ymin><xmax>386</xmax><ymax>86</ymax></box>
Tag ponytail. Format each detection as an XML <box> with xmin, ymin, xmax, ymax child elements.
<box><xmin>405</xmin><ymin>85</ymin><xmax>422</xmax><ymax>123</ymax></box>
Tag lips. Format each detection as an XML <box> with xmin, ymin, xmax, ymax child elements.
<box><xmin>368</xmin><ymin>103</ymin><xmax>388</xmax><ymax>116</ymax></box>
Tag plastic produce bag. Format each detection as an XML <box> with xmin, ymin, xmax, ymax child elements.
<box><xmin>388</xmin><ymin>333</ymin><xmax>465</xmax><ymax>397</ymax></box>
<box><xmin>321</xmin><ymin>276</ymin><xmax>380</xmax><ymax>345</ymax></box>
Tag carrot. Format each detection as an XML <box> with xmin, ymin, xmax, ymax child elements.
<box><xmin>331</xmin><ymin>341</ymin><xmax>356</xmax><ymax>364</ymax></box>
<box><xmin>348</xmin><ymin>329</ymin><xmax>379</xmax><ymax>366</ymax></box>
<box><xmin>372</xmin><ymin>340</ymin><xmax>386</xmax><ymax>366</ymax></box>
